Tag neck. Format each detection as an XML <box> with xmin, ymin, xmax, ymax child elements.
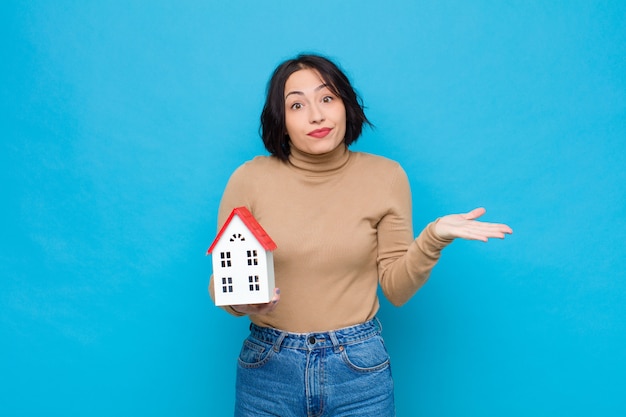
<box><xmin>288</xmin><ymin>143</ymin><xmax>351</xmax><ymax>175</ymax></box>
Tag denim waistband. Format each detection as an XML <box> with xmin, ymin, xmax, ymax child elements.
<box><xmin>249</xmin><ymin>318</ymin><xmax>382</xmax><ymax>352</ymax></box>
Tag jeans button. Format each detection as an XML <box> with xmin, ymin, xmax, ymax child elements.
<box><xmin>308</xmin><ymin>336</ymin><xmax>316</xmax><ymax>344</ymax></box>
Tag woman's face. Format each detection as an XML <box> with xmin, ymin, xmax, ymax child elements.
<box><xmin>284</xmin><ymin>68</ymin><xmax>347</xmax><ymax>155</ymax></box>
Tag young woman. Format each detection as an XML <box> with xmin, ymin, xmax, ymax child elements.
<box><xmin>210</xmin><ymin>53</ymin><xmax>512</xmax><ymax>416</ymax></box>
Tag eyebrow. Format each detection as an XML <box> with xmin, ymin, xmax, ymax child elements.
<box><xmin>285</xmin><ymin>83</ymin><xmax>329</xmax><ymax>100</ymax></box>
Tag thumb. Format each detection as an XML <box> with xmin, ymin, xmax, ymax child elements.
<box><xmin>464</xmin><ymin>207</ymin><xmax>486</xmax><ymax>220</ymax></box>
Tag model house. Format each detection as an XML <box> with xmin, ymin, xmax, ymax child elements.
<box><xmin>207</xmin><ymin>206</ymin><xmax>277</xmax><ymax>306</ymax></box>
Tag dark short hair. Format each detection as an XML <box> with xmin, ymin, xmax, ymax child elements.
<box><xmin>260</xmin><ymin>54</ymin><xmax>371</xmax><ymax>161</ymax></box>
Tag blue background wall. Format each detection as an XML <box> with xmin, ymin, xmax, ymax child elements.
<box><xmin>2</xmin><ymin>1</ymin><xmax>625</xmax><ymax>415</ymax></box>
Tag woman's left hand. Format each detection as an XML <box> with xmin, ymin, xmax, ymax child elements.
<box><xmin>435</xmin><ymin>207</ymin><xmax>513</xmax><ymax>242</ymax></box>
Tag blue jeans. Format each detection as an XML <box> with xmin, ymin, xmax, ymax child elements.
<box><xmin>234</xmin><ymin>318</ymin><xmax>395</xmax><ymax>416</ymax></box>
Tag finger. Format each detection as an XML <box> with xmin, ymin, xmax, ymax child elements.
<box><xmin>475</xmin><ymin>222</ymin><xmax>513</xmax><ymax>235</ymax></box>
<box><xmin>466</xmin><ymin>224</ymin><xmax>513</xmax><ymax>240</ymax></box>
<box><xmin>470</xmin><ymin>221</ymin><xmax>511</xmax><ymax>232</ymax></box>
<box><xmin>270</xmin><ymin>288</ymin><xmax>281</xmax><ymax>305</ymax></box>
<box><xmin>463</xmin><ymin>207</ymin><xmax>486</xmax><ymax>220</ymax></box>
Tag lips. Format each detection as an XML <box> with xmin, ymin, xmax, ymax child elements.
<box><xmin>307</xmin><ymin>128</ymin><xmax>332</xmax><ymax>138</ymax></box>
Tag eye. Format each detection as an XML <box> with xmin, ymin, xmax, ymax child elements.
<box><xmin>322</xmin><ymin>96</ymin><xmax>334</xmax><ymax>103</ymax></box>
<box><xmin>290</xmin><ymin>102</ymin><xmax>303</xmax><ymax>110</ymax></box>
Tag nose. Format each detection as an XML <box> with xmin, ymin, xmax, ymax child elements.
<box><xmin>308</xmin><ymin>102</ymin><xmax>325</xmax><ymax>124</ymax></box>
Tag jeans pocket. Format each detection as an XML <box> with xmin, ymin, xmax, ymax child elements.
<box><xmin>237</xmin><ymin>337</ymin><xmax>274</xmax><ymax>369</ymax></box>
<box><xmin>341</xmin><ymin>335</ymin><xmax>390</xmax><ymax>373</ymax></box>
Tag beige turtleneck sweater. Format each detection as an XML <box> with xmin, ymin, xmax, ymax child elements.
<box><xmin>209</xmin><ymin>144</ymin><xmax>453</xmax><ymax>333</ymax></box>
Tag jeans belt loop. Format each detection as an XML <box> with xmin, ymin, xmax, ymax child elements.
<box><xmin>273</xmin><ymin>331</ymin><xmax>287</xmax><ymax>353</ymax></box>
<box><xmin>374</xmin><ymin>316</ymin><xmax>383</xmax><ymax>334</ymax></box>
<box><xmin>328</xmin><ymin>331</ymin><xmax>343</xmax><ymax>353</ymax></box>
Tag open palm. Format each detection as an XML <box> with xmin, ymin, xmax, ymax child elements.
<box><xmin>435</xmin><ymin>207</ymin><xmax>513</xmax><ymax>242</ymax></box>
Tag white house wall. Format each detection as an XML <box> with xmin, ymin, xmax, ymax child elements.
<box><xmin>266</xmin><ymin>251</ymin><xmax>275</xmax><ymax>290</ymax></box>
<box><xmin>212</xmin><ymin>215</ymin><xmax>275</xmax><ymax>306</ymax></box>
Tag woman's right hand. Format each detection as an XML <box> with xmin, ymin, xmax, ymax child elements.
<box><xmin>231</xmin><ymin>288</ymin><xmax>281</xmax><ymax>316</ymax></box>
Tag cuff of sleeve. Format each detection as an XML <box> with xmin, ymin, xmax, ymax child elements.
<box><xmin>421</xmin><ymin>220</ymin><xmax>454</xmax><ymax>251</ymax></box>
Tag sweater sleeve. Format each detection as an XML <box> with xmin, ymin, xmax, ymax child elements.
<box><xmin>377</xmin><ymin>165</ymin><xmax>453</xmax><ymax>306</ymax></box>
<box><xmin>208</xmin><ymin>164</ymin><xmax>253</xmax><ymax>317</ymax></box>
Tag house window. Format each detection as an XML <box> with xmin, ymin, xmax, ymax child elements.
<box><xmin>230</xmin><ymin>233</ymin><xmax>245</xmax><ymax>242</ymax></box>
<box><xmin>220</xmin><ymin>252</ymin><xmax>232</xmax><ymax>268</ymax></box>
<box><xmin>247</xmin><ymin>250</ymin><xmax>258</xmax><ymax>266</ymax></box>
<box><xmin>221</xmin><ymin>277</ymin><xmax>233</xmax><ymax>293</ymax></box>
<box><xmin>248</xmin><ymin>275</ymin><xmax>260</xmax><ymax>291</ymax></box>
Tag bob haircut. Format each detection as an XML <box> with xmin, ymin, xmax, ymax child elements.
<box><xmin>260</xmin><ymin>54</ymin><xmax>371</xmax><ymax>161</ymax></box>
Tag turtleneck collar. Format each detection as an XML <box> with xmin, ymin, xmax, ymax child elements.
<box><xmin>287</xmin><ymin>143</ymin><xmax>351</xmax><ymax>175</ymax></box>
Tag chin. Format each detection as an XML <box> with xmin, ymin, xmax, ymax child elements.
<box><xmin>310</xmin><ymin>147</ymin><xmax>336</xmax><ymax>155</ymax></box>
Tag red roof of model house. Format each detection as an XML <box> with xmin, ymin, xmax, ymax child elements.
<box><xmin>207</xmin><ymin>206</ymin><xmax>277</xmax><ymax>254</ymax></box>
